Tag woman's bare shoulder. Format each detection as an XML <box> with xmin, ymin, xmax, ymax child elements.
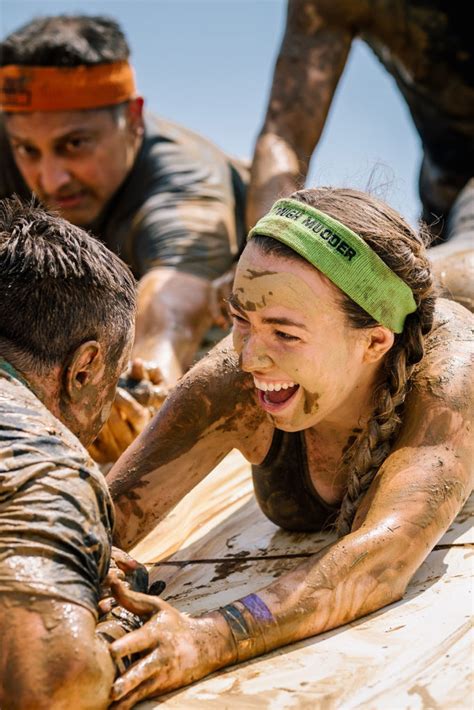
<box><xmin>411</xmin><ymin>298</ymin><xmax>473</xmax><ymax>404</ymax></box>
<box><xmin>395</xmin><ymin>299</ymin><xmax>473</xmax><ymax>455</ymax></box>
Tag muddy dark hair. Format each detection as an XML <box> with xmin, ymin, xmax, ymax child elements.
<box><xmin>0</xmin><ymin>197</ymin><xmax>136</xmax><ymax>375</ymax></box>
<box><xmin>1</xmin><ymin>15</ymin><xmax>129</xmax><ymax>67</ymax></box>
<box><xmin>251</xmin><ymin>187</ymin><xmax>435</xmax><ymax>535</ymax></box>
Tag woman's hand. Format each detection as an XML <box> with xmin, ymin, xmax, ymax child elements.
<box><xmin>108</xmin><ymin>582</ymin><xmax>236</xmax><ymax>709</ymax></box>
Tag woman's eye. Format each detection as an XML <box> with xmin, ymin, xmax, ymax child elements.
<box><xmin>230</xmin><ymin>312</ymin><xmax>248</xmax><ymax>325</ymax></box>
<box><xmin>275</xmin><ymin>330</ymin><xmax>300</xmax><ymax>342</ymax></box>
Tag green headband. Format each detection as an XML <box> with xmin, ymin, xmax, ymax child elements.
<box><xmin>247</xmin><ymin>198</ymin><xmax>416</xmax><ymax>333</ymax></box>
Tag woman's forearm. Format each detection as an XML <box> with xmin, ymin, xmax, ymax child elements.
<box><xmin>214</xmin><ymin>523</ymin><xmax>421</xmax><ymax>661</ymax></box>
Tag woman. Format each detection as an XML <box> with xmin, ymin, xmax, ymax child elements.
<box><xmin>106</xmin><ymin>188</ymin><xmax>473</xmax><ymax>708</ymax></box>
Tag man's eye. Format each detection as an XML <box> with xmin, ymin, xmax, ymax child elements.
<box><xmin>65</xmin><ymin>137</ymin><xmax>91</xmax><ymax>152</ymax></box>
<box><xmin>13</xmin><ymin>144</ymin><xmax>38</xmax><ymax>159</ymax></box>
<box><xmin>275</xmin><ymin>330</ymin><xmax>300</xmax><ymax>342</ymax></box>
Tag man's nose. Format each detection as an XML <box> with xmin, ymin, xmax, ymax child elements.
<box><xmin>240</xmin><ymin>334</ymin><xmax>273</xmax><ymax>372</ymax></box>
<box><xmin>37</xmin><ymin>156</ymin><xmax>71</xmax><ymax>195</ymax></box>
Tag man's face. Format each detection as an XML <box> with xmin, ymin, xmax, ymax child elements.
<box><xmin>5</xmin><ymin>106</ymin><xmax>140</xmax><ymax>226</ymax></box>
<box><xmin>63</xmin><ymin>328</ymin><xmax>135</xmax><ymax>447</ymax></box>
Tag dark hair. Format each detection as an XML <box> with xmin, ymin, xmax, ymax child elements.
<box><xmin>0</xmin><ymin>197</ymin><xmax>136</xmax><ymax>375</ymax></box>
<box><xmin>1</xmin><ymin>15</ymin><xmax>129</xmax><ymax>67</ymax></box>
<box><xmin>252</xmin><ymin>187</ymin><xmax>436</xmax><ymax>536</ymax></box>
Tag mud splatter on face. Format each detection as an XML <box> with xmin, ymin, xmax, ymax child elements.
<box><xmin>231</xmin><ymin>244</ymin><xmax>370</xmax><ymax>433</ymax></box>
<box><xmin>233</xmin><ymin>289</ymin><xmax>267</xmax><ymax>312</ymax></box>
<box><xmin>303</xmin><ymin>390</ymin><xmax>319</xmax><ymax>415</ymax></box>
<box><xmin>244</xmin><ymin>269</ymin><xmax>278</xmax><ymax>280</ymax></box>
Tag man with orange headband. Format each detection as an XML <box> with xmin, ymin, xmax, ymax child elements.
<box><xmin>0</xmin><ymin>15</ymin><xmax>247</xmax><ymax>393</ymax></box>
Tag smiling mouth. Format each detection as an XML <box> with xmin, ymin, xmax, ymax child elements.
<box><xmin>256</xmin><ymin>384</ymin><xmax>300</xmax><ymax>412</ymax></box>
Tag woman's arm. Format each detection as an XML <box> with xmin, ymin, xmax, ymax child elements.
<box><xmin>107</xmin><ymin>337</ymin><xmax>271</xmax><ymax>550</ymax></box>
<box><xmin>108</xmin><ymin>305</ymin><xmax>472</xmax><ymax>707</ymax></box>
<box><xmin>109</xmin><ymin>437</ymin><xmax>471</xmax><ymax>709</ymax></box>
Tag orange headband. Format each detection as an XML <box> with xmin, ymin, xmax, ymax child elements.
<box><xmin>0</xmin><ymin>61</ymin><xmax>137</xmax><ymax>112</ymax></box>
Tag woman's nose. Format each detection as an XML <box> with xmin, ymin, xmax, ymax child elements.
<box><xmin>240</xmin><ymin>334</ymin><xmax>273</xmax><ymax>372</ymax></box>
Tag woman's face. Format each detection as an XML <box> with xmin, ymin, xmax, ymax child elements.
<box><xmin>230</xmin><ymin>241</ymin><xmax>373</xmax><ymax>432</ymax></box>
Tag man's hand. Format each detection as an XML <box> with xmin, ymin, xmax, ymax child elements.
<box><xmin>88</xmin><ymin>359</ymin><xmax>169</xmax><ymax>465</ymax></box>
<box><xmin>108</xmin><ymin>583</ymin><xmax>234</xmax><ymax>709</ymax></box>
<box><xmin>99</xmin><ymin>547</ymin><xmax>149</xmax><ymax>616</ymax></box>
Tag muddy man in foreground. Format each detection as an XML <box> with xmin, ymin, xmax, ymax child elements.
<box><xmin>0</xmin><ymin>199</ymin><xmax>149</xmax><ymax>709</ymax></box>
<box><xmin>247</xmin><ymin>0</ymin><xmax>474</xmax><ymax>311</ymax></box>
<box><xmin>106</xmin><ymin>187</ymin><xmax>473</xmax><ymax>708</ymax></box>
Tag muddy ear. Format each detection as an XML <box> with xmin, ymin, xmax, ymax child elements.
<box><xmin>63</xmin><ymin>340</ymin><xmax>104</xmax><ymax>403</ymax></box>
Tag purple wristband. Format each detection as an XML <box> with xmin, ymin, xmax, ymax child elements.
<box><xmin>239</xmin><ymin>594</ymin><xmax>274</xmax><ymax>623</ymax></box>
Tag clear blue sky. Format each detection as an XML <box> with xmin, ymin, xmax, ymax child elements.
<box><xmin>2</xmin><ymin>0</ymin><xmax>422</xmax><ymax>224</ymax></box>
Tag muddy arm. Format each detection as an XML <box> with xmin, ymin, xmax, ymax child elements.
<box><xmin>251</xmin><ymin>446</ymin><xmax>471</xmax><ymax>656</ymax></box>
<box><xmin>107</xmin><ymin>313</ymin><xmax>473</xmax><ymax>705</ymax></box>
<box><xmin>247</xmin><ymin>0</ymin><xmax>352</xmax><ymax>226</ymax></box>
<box><xmin>132</xmin><ymin>267</ymin><xmax>212</xmax><ymax>386</ymax></box>
<box><xmin>108</xmin><ymin>430</ymin><xmax>472</xmax><ymax>708</ymax></box>
<box><xmin>107</xmin><ymin>337</ymin><xmax>270</xmax><ymax>550</ymax></box>
<box><xmin>0</xmin><ymin>598</ymin><xmax>115</xmax><ymax>710</ymax></box>
<box><xmin>223</xmin><ymin>320</ymin><xmax>473</xmax><ymax>656</ymax></box>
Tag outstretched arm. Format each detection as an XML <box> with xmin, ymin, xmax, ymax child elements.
<box><xmin>247</xmin><ymin>0</ymin><xmax>353</xmax><ymax>226</ymax></box>
<box><xmin>132</xmin><ymin>267</ymin><xmax>212</xmax><ymax>386</ymax></box>
<box><xmin>107</xmin><ymin>337</ymin><xmax>271</xmax><ymax>550</ymax></box>
<box><xmin>108</xmin><ymin>313</ymin><xmax>473</xmax><ymax>707</ymax></box>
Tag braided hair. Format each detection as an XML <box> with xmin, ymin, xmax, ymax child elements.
<box><xmin>252</xmin><ymin>187</ymin><xmax>435</xmax><ymax>535</ymax></box>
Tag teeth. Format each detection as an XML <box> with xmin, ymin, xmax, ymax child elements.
<box><xmin>254</xmin><ymin>378</ymin><xmax>296</xmax><ymax>391</ymax></box>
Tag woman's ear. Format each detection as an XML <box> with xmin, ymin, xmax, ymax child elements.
<box><xmin>63</xmin><ymin>341</ymin><xmax>105</xmax><ymax>403</ymax></box>
<box><xmin>363</xmin><ymin>326</ymin><xmax>395</xmax><ymax>364</ymax></box>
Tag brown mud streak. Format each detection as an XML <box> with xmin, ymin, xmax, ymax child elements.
<box><xmin>303</xmin><ymin>389</ymin><xmax>319</xmax><ymax>415</ymax></box>
<box><xmin>244</xmin><ymin>269</ymin><xmax>278</xmax><ymax>279</ymax></box>
<box><xmin>150</xmin><ymin>538</ymin><xmax>473</xmax><ymax>572</ymax></box>
<box><xmin>234</xmin><ymin>288</ymin><xmax>266</xmax><ymax>312</ymax></box>
<box><xmin>109</xmin><ymin>345</ymin><xmax>264</xmax><ymax>497</ymax></box>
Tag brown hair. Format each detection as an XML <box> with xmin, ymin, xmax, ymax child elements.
<box><xmin>252</xmin><ymin>187</ymin><xmax>435</xmax><ymax>535</ymax></box>
<box><xmin>0</xmin><ymin>197</ymin><xmax>136</xmax><ymax>376</ymax></box>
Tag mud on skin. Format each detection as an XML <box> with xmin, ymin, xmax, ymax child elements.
<box><xmin>108</xmin><ymin>341</ymin><xmax>265</xmax><ymax>498</ymax></box>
